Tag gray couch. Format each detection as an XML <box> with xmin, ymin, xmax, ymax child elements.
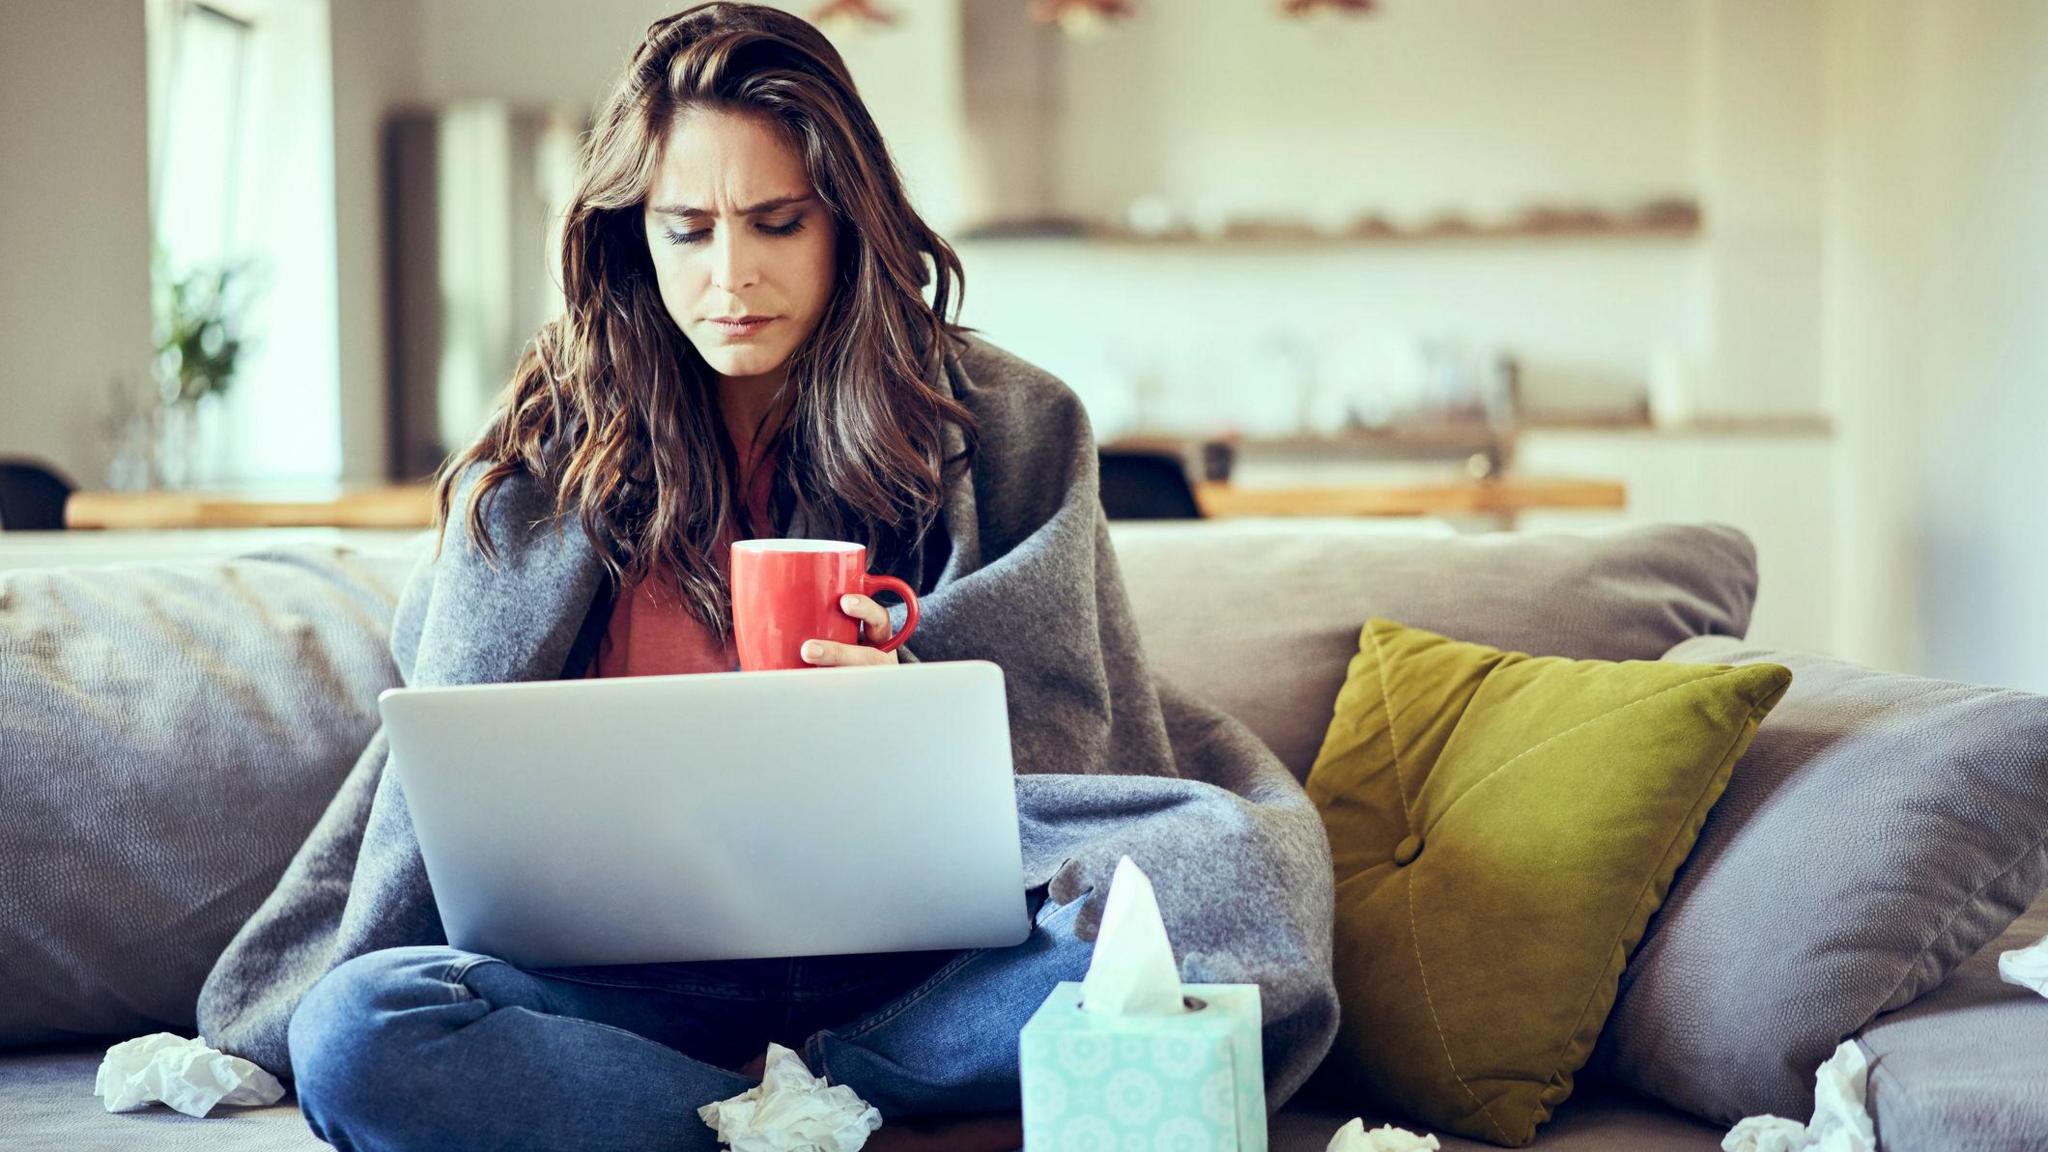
<box><xmin>4</xmin><ymin>520</ymin><xmax>2045</xmax><ymax>1152</ymax></box>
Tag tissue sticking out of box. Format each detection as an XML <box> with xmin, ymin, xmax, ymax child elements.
<box><xmin>1327</xmin><ymin>1117</ymin><xmax>1442</xmax><ymax>1151</ymax></box>
<box><xmin>1019</xmin><ymin>859</ymin><xmax>1268</xmax><ymax>1152</ymax></box>
<box><xmin>95</xmin><ymin>1033</ymin><xmax>286</xmax><ymax>1118</ymax></box>
<box><xmin>698</xmin><ymin>1041</ymin><xmax>882</xmax><ymax>1152</ymax></box>
<box><xmin>1080</xmin><ymin>855</ymin><xmax>1187</xmax><ymax>1016</ymax></box>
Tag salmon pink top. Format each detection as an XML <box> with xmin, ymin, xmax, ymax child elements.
<box><xmin>587</xmin><ymin>440</ymin><xmax>779</xmax><ymax>678</ymax></box>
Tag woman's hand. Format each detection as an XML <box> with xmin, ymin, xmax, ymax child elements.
<box><xmin>799</xmin><ymin>593</ymin><xmax>900</xmax><ymax>667</ymax></box>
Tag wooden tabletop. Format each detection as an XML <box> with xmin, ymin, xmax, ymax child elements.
<box><xmin>65</xmin><ymin>476</ymin><xmax>1625</xmax><ymax>530</ymax></box>
<box><xmin>1193</xmin><ymin>476</ymin><xmax>1625</xmax><ymax>518</ymax></box>
<box><xmin>65</xmin><ymin>486</ymin><xmax>440</xmax><ymax>530</ymax></box>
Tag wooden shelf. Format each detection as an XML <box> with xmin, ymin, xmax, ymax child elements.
<box><xmin>958</xmin><ymin>215</ymin><xmax>1701</xmax><ymax>247</ymax></box>
<box><xmin>1520</xmin><ymin>415</ymin><xmax>1835</xmax><ymax>437</ymax></box>
<box><xmin>1108</xmin><ymin>424</ymin><xmax>1505</xmax><ymax>454</ymax></box>
<box><xmin>1110</xmin><ymin>414</ymin><xmax>1832</xmax><ymax>454</ymax></box>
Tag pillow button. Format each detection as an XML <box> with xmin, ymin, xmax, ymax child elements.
<box><xmin>1393</xmin><ymin>834</ymin><xmax>1423</xmax><ymax>867</ymax></box>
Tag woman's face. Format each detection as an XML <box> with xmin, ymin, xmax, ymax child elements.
<box><xmin>643</xmin><ymin>108</ymin><xmax>839</xmax><ymax>387</ymax></box>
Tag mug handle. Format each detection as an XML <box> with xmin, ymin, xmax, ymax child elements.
<box><xmin>860</xmin><ymin>573</ymin><xmax>920</xmax><ymax>653</ymax></box>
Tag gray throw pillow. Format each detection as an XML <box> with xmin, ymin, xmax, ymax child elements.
<box><xmin>1109</xmin><ymin>521</ymin><xmax>1761</xmax><ymax>779</ymax></box>
<box><xmin>0</xmin><ymin>545</ymin><xmax>416</xmax><ymax>1045</ymax></box>
<box><xmin>1591</xmin><ymin>637</ymin><xmax>2048</xmax><ymax>1123</ymax></box>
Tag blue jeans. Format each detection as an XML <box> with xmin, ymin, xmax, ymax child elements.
<box><xmin>288</xmin><ymin>893</ymin><xmax>1085</xmax><ymax>1151</ymax></box>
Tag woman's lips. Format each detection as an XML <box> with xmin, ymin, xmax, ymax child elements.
<box><xmin>709</xmin><ymin>316</ymin><xmax>775</xmax><ymax>338</ymax></box>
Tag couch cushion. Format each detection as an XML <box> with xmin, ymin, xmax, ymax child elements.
<box><xmin>0</xmin><ymin>1043</ymin><xmax>1725</xmax><ymax>1152</ymax></box>
<box><xmin>1594</xmin><ymin>639</ymin><xmax>2048</xmax><ymax>1124</ymax></box>
<box><xmin>1858</xmin><ymin>890</ymin><xmax>2048</xmax><ymax>1152</ymax></box>
<box><xmin>1110</xmin><ymin>522</ymin><xmax>1760</xmax><ymax>779</ymax></box>
<box><xmin>1305</xmin><ymin>619</ymin><xmax>1788</xmax><ymax>1146</ymax></box>
<box><xmin>0</xmin><ymin>1045</ymin><xmax>325</xmax><ymax>1152</ymax></box>
<box><xmin>1275</xmin><ymin>1092</ymin><xmax>1727</xmax><ymax>1152</ymax></box>
<box><xmin>0</xmin><ymin>545</ymin><xmax>417</xmax><ymax>1046</ymax></box>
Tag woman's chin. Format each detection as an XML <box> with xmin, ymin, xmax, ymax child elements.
<box><xmin>698</xmin><ymin>348</ymin><xmax>789</xmax><ymax>383</ymax></box>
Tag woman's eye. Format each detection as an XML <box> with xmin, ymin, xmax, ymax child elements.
<box><xmin>660</xmin><ymin>218</ymin><xmax>803</xmax><ymax>245</ymax></box>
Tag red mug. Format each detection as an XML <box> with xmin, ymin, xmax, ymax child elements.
<box><xmin>730</xmin><ymin>539</ymin><xmax>920</xmax><ymax>671</ymax></box>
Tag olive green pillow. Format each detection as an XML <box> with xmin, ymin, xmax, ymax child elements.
<box><xmin>1305</xmin><ymin>619</ymin><xmax>1790</xmax><ymax>1147</ymax></box>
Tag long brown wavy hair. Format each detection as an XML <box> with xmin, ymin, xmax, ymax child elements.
<box><xmin>433</xmin><ymin>1</ymin><xmax>977</xmax><ymax>638</ymax></box>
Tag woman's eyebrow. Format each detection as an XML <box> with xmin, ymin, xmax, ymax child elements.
<box><xmin>650</xmin><ymin>194</ymin><xmax>813</xmax><ymax>217</ymax></box>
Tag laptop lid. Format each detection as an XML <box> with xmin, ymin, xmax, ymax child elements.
<box><xmin>379</xmin><ymin>660</ymin><xmax>1029</xmax><ymax>968</ymax></box>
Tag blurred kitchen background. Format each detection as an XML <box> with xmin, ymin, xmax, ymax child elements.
<box><xmin>2</xmin><ymin>0</ymin><xmax>2044</xmax><ymax>690</ymax></box>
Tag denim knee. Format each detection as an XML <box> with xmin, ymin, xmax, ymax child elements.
<box><xmin>804</xmin><ymin>897</ymin><xmax>1093</xmax><ymax>1117</ymax></box>
<box><xmin>289</xmin><ymin>946</ymin><xmax>487</xmax><ymax>1148</ymax></box>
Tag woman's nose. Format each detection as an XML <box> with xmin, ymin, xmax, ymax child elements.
<box><xmin>708</xmin><ymin>228</ymin><xmax>760</xmax><ymax>292</ymax></box>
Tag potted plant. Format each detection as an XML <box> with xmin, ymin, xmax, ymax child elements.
<box><xmin>150</xmin><ymin>252</ymin><xmax>249</xmax><ymax>488</ymax></box>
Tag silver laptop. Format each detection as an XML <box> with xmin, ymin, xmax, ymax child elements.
<box><xmin>379</xmin><ymin>660</ymin><xmax>1030</xmax><ymax>969</ymax></box>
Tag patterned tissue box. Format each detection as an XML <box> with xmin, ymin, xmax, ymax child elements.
<box><xmin>1019</xmin><ymin>980</ymin><xmax>1266</xmax><ymax>1152</ymax></box>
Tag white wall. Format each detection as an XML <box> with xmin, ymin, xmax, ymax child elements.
<box><xmin>1054</xmin><ymin>0</ymin><xmax>1700</xmax><ymax>227</ymax></box>
<box><xmin>1826</xmin><ymin>0</ymin><xmax>2048</xmax><ymax>689</ymax></box>
<box><xmin>1698</xmin><ymin>0</ymin><xmax>1827</xmax><ymax>417</ymax></box>
<box><xmin>0</xmin><ymin>1</ymin><xmax>154</xmax><ymax>489</ymax></box>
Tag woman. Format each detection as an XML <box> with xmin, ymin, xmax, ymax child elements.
<box><xmin>197</xmin><ymin>6</ymin><xmax>1339</xmax><ymax>1151</ymax></box>
<box><xmin>431</xmin><ymin>0</ymin><xmax>977</xmax><ymax>680</ymax></box>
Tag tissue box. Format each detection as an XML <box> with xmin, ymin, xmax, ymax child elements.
<box><xmin>1019</xmin><ymin>981</ymin><xmax>1266</xmax><ymax>1151</ymax></box>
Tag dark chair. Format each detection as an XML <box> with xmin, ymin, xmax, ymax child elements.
<box><xmin>0</xmin><ymin>459</ymin><xmax>77</xmax><ymax>531</ymax></box>
<box><xmin>1097</xmin><ymin>448</ymin><xmax>1203</xmax><ymax>520</ymax></box>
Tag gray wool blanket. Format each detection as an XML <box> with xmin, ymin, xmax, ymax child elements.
<box><xmin>197</xmin><ymin>334</ymin><xmax>1340</xmax><ymax>1107</ymax></box>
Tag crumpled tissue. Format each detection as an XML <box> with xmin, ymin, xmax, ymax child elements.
<box><xmin>1998</xmin><ymin>934</ymin><xmax>2048</xmax><ymax>997</ymax></box>
<box><xmin>95</xmin><ymin>1033</ymin><xmax>286</xmax><ymax>1118</ymax></box>
<box><xmin>1721</xmin><ymin>1040</ymin><xmax>1875</xmax><ymax>1152</ymax></box>
<box><xmin>697</xmin><ymin>1041</ymin><xmax>882</xmax><ymax>1152</ymax></box>
<box><xmin>1723</xmin><ymin>1116</ymin><xmax>1817</xmax><ymax>1152</ymax></box>
<box><xmin>1080</xmin><ymin>854</ymin><xmax>1186</xmax><ymax>1016</ymax></box>
<box><xmin>1326</xmin><ymin>1116</ymin><xmax>1442</xmax><ymax>1151</ymax></box>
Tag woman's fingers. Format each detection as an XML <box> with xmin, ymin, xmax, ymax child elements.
<box><xmin>839</xmin><ymin>593</ymin><xmax>894</xmax><ymax>644</ymax></box>
<box><xmin>795</xmin><ymin>596</ymin><xmax>898</xmax><ymax>666</ymax></box>
<box><xmin>800</xmin><ymin>639</ymin><xmax>894</xmax><ymax>666</ymax></box>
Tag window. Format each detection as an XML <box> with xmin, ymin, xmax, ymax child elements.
<box><xmin>147</xmin><ymin>0</ymin><xmax>339</xmax><ymax>484</ymax></box>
